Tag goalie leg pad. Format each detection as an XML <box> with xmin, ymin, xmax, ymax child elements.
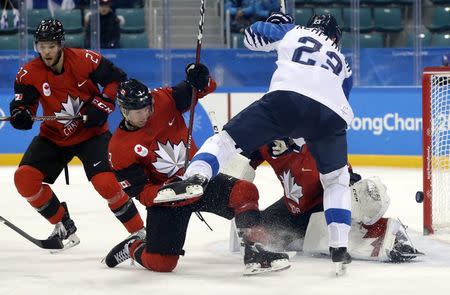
<box><xmin>320</xmin><ymin>166</ymin><xmax>351</xmax><ymax>248</ymax></box>
<box><xmin>91</xmin><ymin>172</ymin><xmax>144</xmax><ymax>233</ymax></box>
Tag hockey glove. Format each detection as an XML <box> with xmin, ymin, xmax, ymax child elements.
<box><xmin>10</xmin><ymin>107</ymin><xmax>33</xmax><ymax>130</ymax></box>
<box><xmin>185</xmin><ymin>63</ymin><xmax>210</xmax><ymax>91</ymax></box>
<box><xmin>84</xmin><ymin>96</ymin><xmax>115</xmax><ymax>128</ymax></box>
<box><xmin>268</xmin><ymin>138</ymin><xmax>298</xmax><ymax>158</ymax></box>
<box><xmin>266</xmin><ymin>12</ymin><xmax>294</xmax><ymax>24</ymax></box>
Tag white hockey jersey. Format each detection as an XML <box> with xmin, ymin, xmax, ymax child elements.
<box><xmin>244</xmin><ymin>23</ymin><xmax>354</xmax><ymax>125</ymax></box>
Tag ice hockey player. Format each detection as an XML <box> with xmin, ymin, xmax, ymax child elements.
<box><xmin>156</xmin><ymin>13</ymin><xmax>354</xmax><ymax>272</ymax></box>
<box><xmin>103</xmin><ymin>67</ymin><xmax>290</xmax><ymax>275</ymax></box>
<box><xmin>229</xmin><ymin>138</ymin><xmax>423</xmax><ymax>263</ymax></box>
<box><xmin>9</xmin><ymin>19</ymin><xmax>144</xmax><ymax>250</ymax></box>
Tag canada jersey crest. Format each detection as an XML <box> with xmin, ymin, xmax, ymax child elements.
<box><xmin>54</xmin><ymin>94</ymin><xmax>84</xmax><ymax>125</ymax></box>
<box><xmin>152</xmin><ymin>140</ymin><xmax>186</xmax><ymax>177</ymax></box>
<box><xmin>280</xmin><ymin>170</ymin><xmax>303</xmax><ymax>205</ymax></box>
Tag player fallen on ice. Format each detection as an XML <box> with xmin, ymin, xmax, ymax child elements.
<box><xmin>104</xmin><ymin>67</ymin><xmax>289</xmax><ymax>275</ymax></box>
<box><xmin>9</xmin><ymin>19</ymin><xmax>144</xmax><ymax>250</ymax></box>
<box><xmin>229</xmin><ymin>138</ymin><xmax>423</xmax><ymax>263</ymax></box>
<box><xmin>156</xmin><ymin>13</ymin><xmax>354</xmax><ymax>273</ymax></box>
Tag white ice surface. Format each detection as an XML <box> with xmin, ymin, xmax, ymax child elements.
<box><xmin>1</xmin><ymin>165</ymin><xmax>450</xmax><ymax>295</ymax></box>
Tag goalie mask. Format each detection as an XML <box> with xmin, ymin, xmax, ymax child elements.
<box><xmin>351</xmin><ymin>176</ymin><xmax>390</xmax><ymax>225</ymax></box>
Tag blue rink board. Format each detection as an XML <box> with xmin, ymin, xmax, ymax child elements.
<box><xmin>0</xmin><ymin>87</ymin><xmax>425</xmax><ymax>156</ymax></box>
<box><xmin>0</xmin><ymin>88</ymin><xmax>214</xmax><ymax>153</ymax></box>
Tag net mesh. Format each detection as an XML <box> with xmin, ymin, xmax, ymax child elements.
<box><xmin>430</xmin><ymin>73</ymin><xmax>450</xmax><ymax>230</ymax></box>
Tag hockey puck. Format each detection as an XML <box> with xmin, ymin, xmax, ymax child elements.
<box><xmin>415</xmin><ymin>191</ymin><xmax>424</xmax><ymax>203</ymax></box>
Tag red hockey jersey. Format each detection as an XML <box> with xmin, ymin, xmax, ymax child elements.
<box><xmin>108</xmin><ymin>81</ymin><xmax>216</xmax><ymax>206</ymax></box>
<box><xmin>12</xmin><ymin>48</ymin><xmax>124</xmax><ymax>146</ymax></box>
<box><xmin>255</xmin><ymin>144</ymin><xmax>324</xmax><ymax>215</ymax></box>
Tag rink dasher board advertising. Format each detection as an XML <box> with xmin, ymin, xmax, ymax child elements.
<box><xmin>0</xmin><ymin>88</ymin><xmax>214</xmax><ymax>163</ymax></box>
<box><xmin>0</xmin><ymin>86</ymin><xmax>436</xmax><ymax>166</ymax></box>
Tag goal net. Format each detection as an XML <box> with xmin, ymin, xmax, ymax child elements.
<box><xmin>422</xmin><ymin>66</ymin><xmax>450</xmax><ymax>235</ymax></box>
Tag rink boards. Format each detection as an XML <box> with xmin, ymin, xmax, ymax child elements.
<box><xmin>0</xmin><ymin>87</ymin><xmax>424</xmax><ymax>167</ymax></box>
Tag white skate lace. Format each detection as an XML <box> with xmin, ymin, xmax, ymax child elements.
<box><xmin>113</xmin><ymin>242</ymin><xmax>132</xmax><ymax>264</ymax></box>
<box><xmin>50</xmin><ymin>222</ymin><xmax>67</xmax><ymax>239</ymax></box>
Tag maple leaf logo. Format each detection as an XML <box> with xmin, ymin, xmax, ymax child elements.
<box><xmin>280</xmin><ymin>170</ymin><xmax>303</xmax><ymax>204</ymax></box>
<box><xmin>152</xmin><ymin>140</ymin><xmax>186</xmax><ymax>177</ymax></box>
<box><xmin>54</xmin><ymin>94</ymin><xmax>84</xmax><ymax>125</ymax></box>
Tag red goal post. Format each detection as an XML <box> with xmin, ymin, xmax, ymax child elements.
<box><xmin>422</xmin><ymin>66</ymin><xmax>450</xmax><ymax>235</ymax></box>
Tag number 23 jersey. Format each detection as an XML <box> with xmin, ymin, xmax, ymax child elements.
<box><xmin>270</xmin><ymin>27</ymin><xmax>353</xmax><ymax>124</ymax></box>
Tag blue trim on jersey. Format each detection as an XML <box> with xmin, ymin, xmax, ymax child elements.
<box><xmin>342</xmin><ymin>75</ymin><xmax>353</xmax><ymax>100</ymax></box>
<box><xmin>191</xmin><ymin>152</ymin><xmax>220</xmax><ymax>177</ymax></box>
<box><xmin>249</xmin><ymin>21</ymin><xmax>295</xmax><ymax>43</ymax></box>
<box><xmin>324</xmin><ymin>208</ymin><xmax>352</xmax><ymax>226</ymax></box>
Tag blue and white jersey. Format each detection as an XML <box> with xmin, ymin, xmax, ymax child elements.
<box><xmin>244</xmin><ymin>22</ymin><xmax>354</xmax><ymax>125</ymax></box>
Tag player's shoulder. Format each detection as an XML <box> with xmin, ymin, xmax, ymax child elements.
<box><xmin>65</xmin><ymin>48</ymin><xmax>102</xmax><ymax>68</ymax></box>
<box><xmin>151</xmin><ymin>86</ymin><xmax>176</xmax><ymax>108</ymax></box>
<box><xmin>15</xmin><ymin>57</ymin><xmax>45</xmax><ymax>84</ymax></box>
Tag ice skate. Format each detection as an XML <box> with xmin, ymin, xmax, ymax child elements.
<box><xmin>154</xmin><ymin>174</ymin><xmax>209</xmax><ymax>203</ymax></box>
<box><xmin>103</xmin><ymin>234</ymin><xmax>144</xmax><ymax>268</ymax></box>
<box><xmin>243</xmin><ymin>241</ymin><xmax>290</xmax><ymax>276</ymax></box>
<box><xmin>330</xmin><ymin>247</ymin><xmax>352</xmax><ymax>276</ymax></box>
<box><xmin>48</xmin><ymin>202</ymin><xmax>80</xmax><ymax>253</ymax></box>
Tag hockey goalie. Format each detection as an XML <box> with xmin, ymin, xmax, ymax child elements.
<box><xmin>227</xmin><ymin>138</ymin><xmax>423</xmax><ymax>262</ymax></box>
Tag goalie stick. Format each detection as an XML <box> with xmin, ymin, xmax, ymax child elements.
<box><xmin>0</xmin><ymin>216</ymin><xmax>64</xmax><ymax>249</ymax></box>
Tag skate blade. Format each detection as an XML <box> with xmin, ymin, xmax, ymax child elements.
<box><xmin>243</xmin><ymin>259</ymin><xmax>290</xmax><ymax>276</ymax></box>
<box><xmin>334</xmin><ymin>262</ymin><xmax>347</xmax><ymax>276</ymax></box>
<box><xmin>49</xmin><ymin>234</ymin><xmax>80</xmax><ymax>254</ymax></box>
<box><xmin>154</xmin><ymin>187</ymin><xmax>203</xmax><ymax>204</ymax></box>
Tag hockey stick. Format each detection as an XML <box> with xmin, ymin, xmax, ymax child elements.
<box><xmin>0</xmin><ymin>216</ymin><xmax>64</xmax><ymax>249</ymax></box>
<box><xmin>279</xmin><ymin>0</ymin><xmax>286</xmax><ymax>13</ymax></box>
<box><xmin>208</xmin><ymin>111</ymin><xmax>220</xmax><ymax>134</ymax></box>
<box><xmin>0</xmin><ymin>115</ymin><xmax>88</xmax><ymax>122</ymax></box>
<box><xmin>184</xmin><ymin>0</ymin><xmax>205</xmax><ymax>168</ymax></box>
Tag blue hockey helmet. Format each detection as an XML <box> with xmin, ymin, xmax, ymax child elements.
<box><xmin>306</xmin><ymin>14</ymin><xmax>342</xmax><ymax>45</ymax></box>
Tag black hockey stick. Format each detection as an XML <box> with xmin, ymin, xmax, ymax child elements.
<box><xmin>0</xmin><ymin>216</ymin><xmax>64</xmax><ymax>249</ymax></box>
<box><xmin>0</xmin><ymin>115</ymin><xmax>88</xmax><ymax>122</ymax></box>
<box><xmin>184</xmin><ymin>0</ymin><xmax>206</xmax><ymax>168</ymax></box>
<box><xmin>184</xmin><ymin>1</ymin><xmax>208</xmax><ymax>230</ymax></box>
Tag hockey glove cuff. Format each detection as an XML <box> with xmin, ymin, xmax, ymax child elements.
<box><xmin>84</xmin><ymin>96</ymin><xmax>115</xmax><ymax>128</ymax></box>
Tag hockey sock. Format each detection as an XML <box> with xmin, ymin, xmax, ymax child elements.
<box><xmin>91</xmin><ymin>172</ymin><xmax>144</xmax><ymax>233</ymax></box>
<box><xmin>14</xmin><ymin>165</ymin><xmax>65</xmax><ymax>224</ymax></box>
